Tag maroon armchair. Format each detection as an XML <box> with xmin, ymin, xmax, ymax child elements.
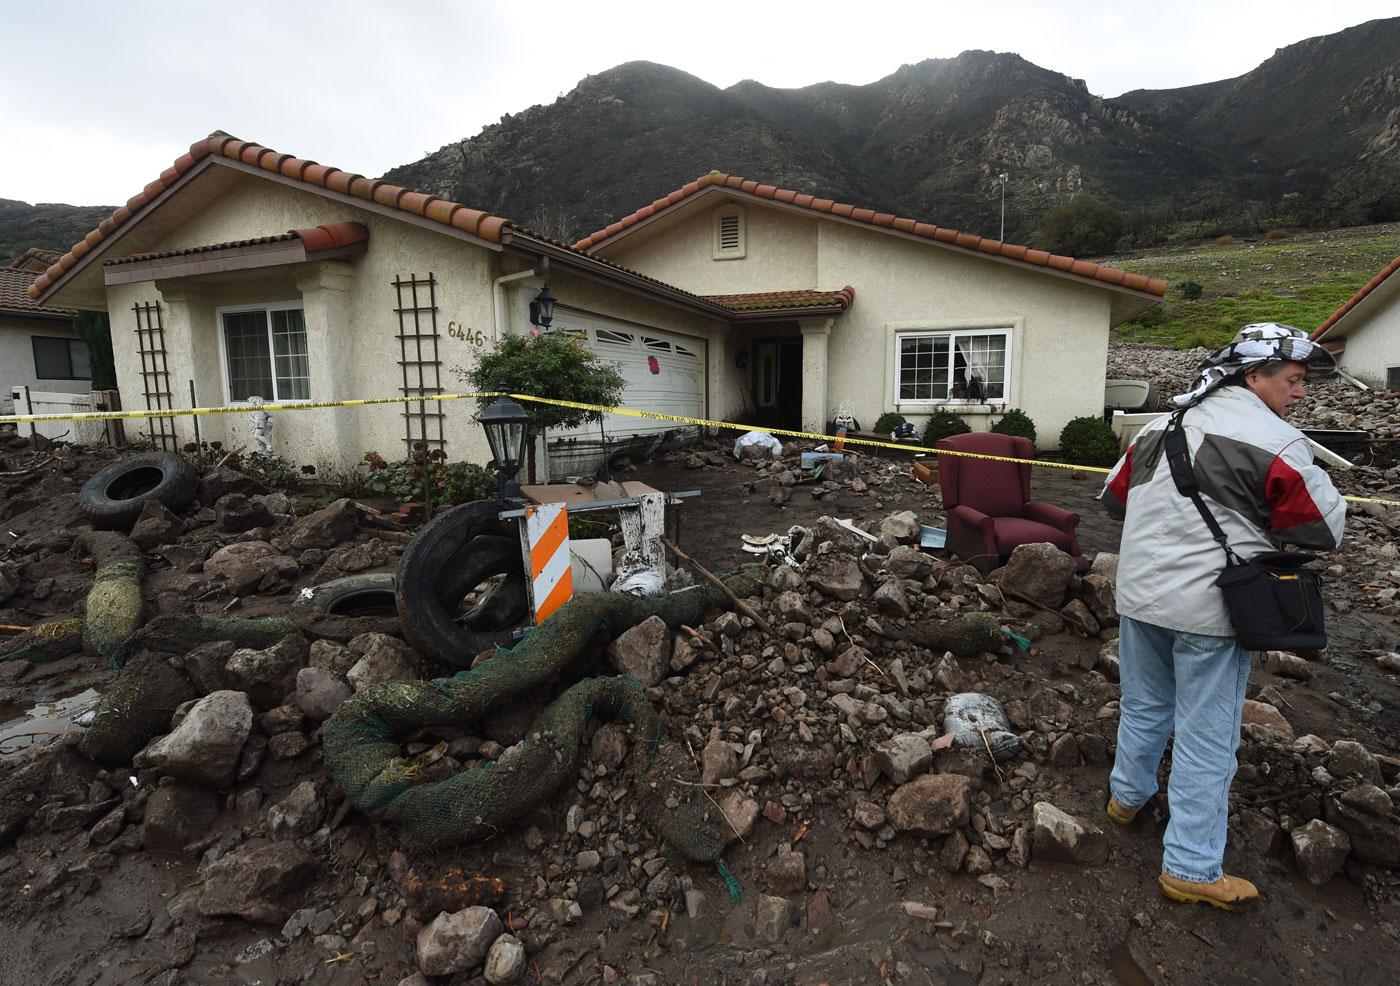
<box><xmin>935</xmin><ymin>432</ymin><xmax>1087</xmax><ymax>573</ymax></box>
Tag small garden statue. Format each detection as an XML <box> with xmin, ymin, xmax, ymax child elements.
<box><xmin>247</xmin><ymin>396</ymin><xmax>273</xmax><ymax>453</ymax></box>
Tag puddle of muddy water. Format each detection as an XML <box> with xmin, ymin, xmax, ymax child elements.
<box><xmin>0</xmin><ymin>687</ymin><xmax>99</xmax><ymax>757</ymax></box>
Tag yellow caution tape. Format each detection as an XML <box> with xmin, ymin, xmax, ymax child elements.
<box><xmin>3</xmin><ymin>390</ymin><xmax>1397</xmax><ymax>508</ymax></box>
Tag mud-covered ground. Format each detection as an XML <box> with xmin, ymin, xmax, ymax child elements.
<box><xmin>1</xmin><ymin>362</ymin><xmax>1398</xmax><ymax>986</ymax></box>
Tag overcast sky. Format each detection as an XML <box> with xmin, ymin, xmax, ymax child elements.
<box><xmin>2</xmin><ymin>1</ymin><xmax>1394</xmax><ymax>205</ymax></box>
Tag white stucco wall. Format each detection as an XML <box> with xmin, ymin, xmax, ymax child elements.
<box><xmin>1333</xmin><ymin>282</ymin><xmax>1400</xmax><ymax>390</ymax></box>
<box><xmin>1</xmin><ymin>318</ymin><xmax>90</xmax><ymax>413</ymax></box>
<box><xmin>600</xmin><ymin>205</ymin><xmax>1118</xmax><ymax>446</ymax></box>
<box><xmin>608</xmin><ymin>199</ymin><xmax>820</xmax><ymax>295</ymax></box>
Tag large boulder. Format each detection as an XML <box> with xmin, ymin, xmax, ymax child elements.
<box><xmin>346</xmin><ymin>633</ymin><xmax>420</xmax><ymax>692</ymax></box>
<box><xmin>1325</xmin><ymin>786</ymin><xmax>1400</xmax><ymax>866</ymax></box>
<box><xmin>197</xmin><ymin>467</ymin><xmax>268</xmax><ymax>507</ymax></box>
<box><xmin>606</xmin><ymin>615</ymin><xmax>670</xmax><ymax>687</ymax></box>
<box><xmin>1080</xmin><ymin>573</ymin><xmax>1118</xmax><ymax>625</ymax></box>
<box><xmin>887</xmin><ymin>774</ymin><xmax>973</xmax><ymax>836</ymax></box>
<box><xmin>885</xmin><ymin>545</ymin><xmax>933</xmax><ymax>580</ymax></box>
<box><xmin>204</xmin><ymin>541</ymin><xmax>298</xmax><ymax>596</ymax></box>
<box><xmin>1032</xmin><ymin>802</ymin><xmax>1108</xmax><ymax>866</ymax></box>
<box><xmin>879</xmin><ymin>511</ymin><xmax>921</xmax><ymax>543</ymax></box>
<box><xmin>267</xmin><ymin>780</ymin><xmax>324</xmax><ymax>840</ymax></box>
<box><xmin>215</xmin><ymin>493</ymin><xmax>276</xmax><ymax>534</ymax></box>
<box><xmin>130</xmin><ymin>500</ymin><xmax>184</xmax><ymax>551</ymax></box>
<box><xmin>196</xmin><ymin>840</ymin><xmax>319</xmax><ymax>923</ymax></box>
<box><xmin>289</xmin><ymin>499</ymin><xmax>360</xmax><ymax>551</ymax></box>
<box><xmin>1000</xmin><ymin>543</ymin><xmax>1076</xmax><ymax>609</ymax></box>
<box><xmin>294</xmin><ymin>666</ymin><xmax>352</xmax><ymax>721</ymax></box>
<box><xmin>145</xmin><ymin>690</ymin><xmax>253</xmax><ymax>789</ymax></box>
<box><xmin>1241</xmin><ymin>700</ymin><xmax>1294</xmax><ymax>741</ymax></box>
<box><xmin>484</xmin><ymin>934</ymin><xmax>526</xmax><ymax>985</ymax></box>
<box><xmin>417</xmin><ymin>907</ymin><xmax>503</xmax><ymax>977</ymax></box>
<box><xmin>874</xmin><ymin>734</ymin><xmax>934</xmax><ymax>785</ymax></box>
<box><xmin>1326</xmin><ymin>740</ymin><xmax>1383</xmax><ymax>785</ymax></box>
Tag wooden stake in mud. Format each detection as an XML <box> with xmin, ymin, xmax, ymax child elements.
<box><xmin>661</xmin><ymin>536</ymin><xmax>772</xmax><ymax>636</ymax></box>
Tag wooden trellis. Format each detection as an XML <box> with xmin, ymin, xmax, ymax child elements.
<box><xmin>132</xmin><ymin>301</ymin><xmax>176</xmax><ymax>450</ymax></box>
<box><xmin>392</xmin><ymin>274</ymin><xmax>445</xmax><ymax>453</ymax></box>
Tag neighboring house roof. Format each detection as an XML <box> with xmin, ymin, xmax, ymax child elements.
<box><xmin>574</xmin><ymin>172</ymin><xmax>1167</xmax><ymax>299</ymax></box>
<box><xmin>702</xmin><ymin>286</ymin><xmax>855</xmax><ymax>318</ymax></box>
<box><xmin>1311</xmin><ymin>254</ymin><xmax>1400</xmax><ymax>342</ymax></box>
<box><xmin>8</xmin><ymin>248</ymin><xmax>63</xmax><ymax>274</ymax></box>
<box><xmin>0</xmin><ymin>265</ymin><xmax>73</xmax><ymax>319</ymax></box>
<box><xmin>29</xmin><ymin>132</ymin><xmax>513</xmax><ymax>303</ymax></box>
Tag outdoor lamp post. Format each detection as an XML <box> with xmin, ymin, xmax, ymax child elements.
<box><xmin>529</xmin><ymin>284</ymin><xmax>556</xmax><ymax>330</ymax></box>
<box><xmin>480</xmin><ymin>390</ymin><xmax>531</xmax><ymax>499</ymax></box>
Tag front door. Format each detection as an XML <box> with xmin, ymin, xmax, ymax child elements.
<box><xmin>754</xmin><ymin>339</ymin><xmax>802</xmax><ymax>430</ymax></box>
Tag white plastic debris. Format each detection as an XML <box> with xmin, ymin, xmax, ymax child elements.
<box><xmin>732</xmin><ymin>430</ymin><xmax>784</xmax><ymax>460</ymax></box>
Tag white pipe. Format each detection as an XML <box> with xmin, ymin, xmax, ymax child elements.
<box><xmin>491</xmin><ymin>269</ymin><xmax>538</xmax><ymax>342</ymax></box>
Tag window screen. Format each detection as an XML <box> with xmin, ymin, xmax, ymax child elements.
<box><xmin>223</xmin><ymin>311</ymin><xmax>275</xmax><ymax>401</ymax></box>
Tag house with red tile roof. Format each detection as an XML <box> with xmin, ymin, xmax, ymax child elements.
<box><xmin>1310</xmin><ymin>254</ymin><xmax>1400</xmax><ymax>391</ymax></box>
<box><xmin>1</xmin><ymin>253</ymin><xmax>82</xmax><ymax>417</ymax></box>
<box><xmin>575</xmin><ymin>172</ymin><xmax>1164</xmax><ymax>442</ymax></box>
<box><xmin>27</xmin><ymin>133</ymin><xmax>1161</xmax><ymax>467</ymax></box>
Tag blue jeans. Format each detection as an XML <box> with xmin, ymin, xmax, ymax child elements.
<box><xmin>1109</xmin><ymin>616</ymin><xmax>1250</xmax><ymax>883</ymax></box>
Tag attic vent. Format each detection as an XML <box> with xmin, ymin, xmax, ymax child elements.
<box><xmin>712</xmin><ymin>206</ymin><xmax>746</xmax><ymax>260</ymax></box>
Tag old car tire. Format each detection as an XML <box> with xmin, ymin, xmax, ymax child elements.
<box><xmin>395</xmin><ymin>501</ymin><xmax>528</xmax><ymax>668</ymax></box>
<box><xmin>304</xmin><ymin>572</ymin><xmax>398</xmax><ymax>617</ymax></box>
<box><xmin>79</xmin><ymin>452</ymin><xmax>198</xmax><ymax>530</ymax></box>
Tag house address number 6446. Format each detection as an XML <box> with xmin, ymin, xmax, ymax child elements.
<box><xmin>447</xmin><ymin>321</ymin><xmax>486</xmax><ymax>346</ymax></box>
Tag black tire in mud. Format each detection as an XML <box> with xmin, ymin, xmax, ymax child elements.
<box><xmin>305</xmin><ymin>572</ymin><xmax>398</xmax><ymax>617</ymax></box>
<box><xmin>395</xmin><ymin>500</ymin><xmax>529</xmax><ymax>669</ymax></box>
<box><xmin>78</xmin><ymin>452</ymin><xmax>198</xmax><ymax>530</ymax></box>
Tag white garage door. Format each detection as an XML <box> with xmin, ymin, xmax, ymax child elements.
<box><xmin>541</xmin><ymin>308</ymin><xmax>706</xmax><ymax>470</ymax></box>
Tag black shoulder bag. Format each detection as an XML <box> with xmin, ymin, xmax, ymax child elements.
<box><xmin>1163</xmin><ymin>409</ymin><xmax>1327</xmax><ymax>650</ymax></box>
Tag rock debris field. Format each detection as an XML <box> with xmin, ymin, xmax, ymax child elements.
<box><xmin>0</xmin><ymin>343</ymin><xmax>1397</xmax><ymax>986</ymax></box>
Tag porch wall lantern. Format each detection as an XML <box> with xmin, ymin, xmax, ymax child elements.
<box><xmin>528</xmin><ymin>285</ymin><xmax>556</xmax><ymax>330</ymax></box>
<box><xmin>480</xmin><ymin>387</ymin><xmax>532</xmax><ymax>499</ymax></box>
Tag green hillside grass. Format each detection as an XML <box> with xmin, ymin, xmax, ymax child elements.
<box><xmin>1106</xmin><ymin>223</ymin><xmax>1400</xmax><ymax>349</ymax></box>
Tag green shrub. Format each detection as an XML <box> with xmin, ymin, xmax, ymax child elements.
<box><xmin>873</xmin><ymin>412</ymin><xmax>907</xmax><ymax>433</ymax></box>
<box><xmin>362</xmin><ymin>452</ymin><xmax>497</xmax><ymax>505</ymax></box>
<box><xmin>1058</xmin><ymin>416</ymin><xmax>1120</xmax><ymax>467</ymax></box>
<box><xmin>990</xmin><ymin>408</ymin><xmax>1037</xmax><ymax>445</ymax></box>
<box><xmin>1174</xmin><ymin>280</ymin><xmax>1204</xmax><ymax>300</ymax></box>
<box><xmin>1040</xmin><ymin>195</ymin><xmax>1126</xmax><ymax>256</ymax></box>
<box><xmin>922</xmin><ymin>411</ymin><xmax>971</xmax><ymax>446</ymax></box>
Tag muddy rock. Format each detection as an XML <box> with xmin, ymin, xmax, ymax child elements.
<box><xmin>215</xmin><ymin>493</ymin><xmax>276</xmax><ymax>534</ymax></box>
<box><xmin>178</xmin><ymin>639</ymin><xmax>239</xmax><ymax>694</ymax></box>
<box><xmin>1325</xmin><ymin>789</ymin><xmax>1400</xmax><ymax>866</ymax></box>
<box><xmin>885</xmin><ymin>544</ymin><xmax>933</xmax><ymax>580</ymax></box>
<box><xmin>204</xmin><ymin>541</ymin><xmax>298</xmax><ymax>595</ymax></box>
<box><xmin>807</xmin><ymin>553</ymin><xmax>865</xmax><ymax>600</ymax></box>
<box><xmin>940</xmin><ymin>830</ymin><xmax>969</xmax><ymax>871</ymax></box>
<box><xmin>1080</xmin><ymin>574</ymin><xmax>1118</xmax><ymax>625</ymax></box>
<box><xmin>417</xmin><ymin>906</ymin><xmax>503</xmax><ymax>977</ymax></box>
<box><xmin>1241</xmin><ymin>699</ymin><xmax>1294</xmax><ymax>741</ymax></box>
<box><xmin>879</xmin><ymin>510</ymin><xmax>921</xmax><ymax>543</ymax></box>
<box><xmin>701</xmin><ymin>735</ymin><xmax>738</xmax><ymax>785</ymax></box>
<box><xmin>129</xmin><ymin>500</ymin><xmax>184</xmax><ymax>551</ymax></box>
<box><xmin>853</xmin><ymin>800</ymin><xmax>886</xmax><ymax>830</ymax></box>
<box><xmin>1261</xmin><ymin>650</ymin><xmax>1313</xmax><ymax>681</ymax></box>
<box><xmin>1032</xmin><ymin>802</ymin><xmax>1108</xmax><ymax>866</ymax></box>
<box><xmin>1291</xmin><ymin>819</ymin><xmax>1351</xmax><ymax>884</ymax></box>
<box><xmin>289</xmin><ymin>499</ymin><xmax>360</xmax><ymax>551</ymax></box>
<box><xmin>227</xmin><ymin>634</ymin><xmax>309</xmax><ymax>709</ymax></box>
<box><xmin>754</xmin><ymin>894</ymin><xmax>794</xmax><ymax>943</ymax></box>
<box><xmin>198</xmin><ymin>467</ymin><xmax>269</xmax><ymax>507</ymax></box>
<box><xmin>719</xmin><ymin>791</ymin><xmax>761</xmax><ymax>843</ymax></box>
<box><xmin>1327</xmin><ymin>740</ymin><xmax>1383</xmax><ymax>784</ymax></box>
<box><xmin>874</xmin><ymin>733</ymin><xmax>933</xmax><ymax>784</ymax></box>
<box><xmin>1001</xmin><ymin>543</ymin><xmax>1076</xmax><ymax>609</ymax></box>
<box><xmin>484</xmin><ymin>934</ymin><xmax>526</xmax><ymax>985</ymax></box>
<box><xmin>267</xmin><ymin>781</ymin><xmax>324</xmax><ymax>839</ymax></box>
<box><xmin>197</xmin><ymin>840</ymin><xmax>319</xmax><ymax>924</ymax></box>
<box><xmin>309</xmin><ymin>638</ymin><xmax>357</xmax><ymax>676</ymax></box>
<box><xmin>766</xmin><ymin>851</ymin><xmax>807</xmax><ymax>894</ymax></box>
<box><xmin>146</xmin><ymin>690</ymin><xmax>253</xmax><ymax>789</ymax></box>
<box><xmin>347</xmin><ymin>633</ymin><xmax>420</xmax><ymax>691</ymax></box>
<box><xmin>670</xmin><ymin>635</ymin><xmax>702</xmax><ymax>673</ymax></box>
<box><xmin>774</xmin><ymin>590</ymin><xmax>813</xmax><ymax>624</ymax></box>
<box><xmin>605</xmin><ymin>615</ymin><xmax>670</xmax><ymax>687</ymax></box>
<box><xmin>873</xmin><ymin>578</ymin><xmax>911</xmax><ymax>618</ymax></box>
<box><xmin>295</xmin><ymin>666</ymin><xmax>352</xmax><ymax>720</ymax></box>
<box><xmin>887</xmin><ymin>773</ymin><xmax>973</xmax><ymax>836</ymax></box>
<box><xmin>143</xmin><ymin>781</ymin><xmax>221</xmax><ymax>851</ymax></box>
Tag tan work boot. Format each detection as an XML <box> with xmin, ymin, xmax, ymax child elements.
<box><xmin>1159</xmin><ymin>872</ymin><xmax>1259</xmax><ymax>913</ymax></box>
<box><xmin>1105</xmin><ymin>795</ymin><xmax>1140</xmax><ymax>826</ymax></box>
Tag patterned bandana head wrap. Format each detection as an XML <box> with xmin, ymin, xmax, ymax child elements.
<box><xmin>1170</xmin><ymin>322</ymin><xmax>1336</xmax><ymax>408</ymax></box>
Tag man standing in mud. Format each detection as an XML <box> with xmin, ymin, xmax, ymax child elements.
<box><xmin>1098</xmin><ymin>324</ymin><xmax>1346</xmax><ymax>912</ymax></box>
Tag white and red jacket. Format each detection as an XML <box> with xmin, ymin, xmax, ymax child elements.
<box><xmin>1100</xmin><ymin>384</ymin><xmax>1346</xmax><ymax>636</ymax></box>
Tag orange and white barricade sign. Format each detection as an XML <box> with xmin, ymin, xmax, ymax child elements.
<box><xmin>523</xmin><ymin>502</ymin><xmax>574</xmax><ymax>623</ymax></box>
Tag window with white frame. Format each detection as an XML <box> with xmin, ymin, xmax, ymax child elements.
<box><xmin>895</xmin><ymin>328</ymin><xmax>1010</xmax><ymax>403</ymax></box>
<box><xmin>219</xmin><ymin>303</ymin><xmax>309</xmax><ymax>402</ymax></box>
<box><xmin>712</xmin><ymin>205</ymin><xmax>746</xmax><ymax>260</ymax></box>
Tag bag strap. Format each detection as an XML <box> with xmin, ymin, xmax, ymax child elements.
<box><xmin>1164</xmin><ymin>409</ymin><xmax>1240</xmax><ymax>566</ymax></box>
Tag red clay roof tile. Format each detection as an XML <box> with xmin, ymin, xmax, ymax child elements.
<box><xmin>1</xmin><ymin>266</ymin><xmax>73</xmax><ymax>318</ymax></box>
<box><xmin>573</xmin><ymin>173</ymin><xmax>1167</xmax><ymax>297</ymax></box>
<box><xmin>701</xmin><ymin>285</ymin><xmax>856</xmax><ymax>313</ymax></box>
<box><xmin>27</xmin><ymin>132</ymin><xmax>515</xmax><ymax>302</ymax></box>
<box><xmin>1312</xmin><ymin>254</ymin><xmax>1400</xmax><ymax>339</ymax></box>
